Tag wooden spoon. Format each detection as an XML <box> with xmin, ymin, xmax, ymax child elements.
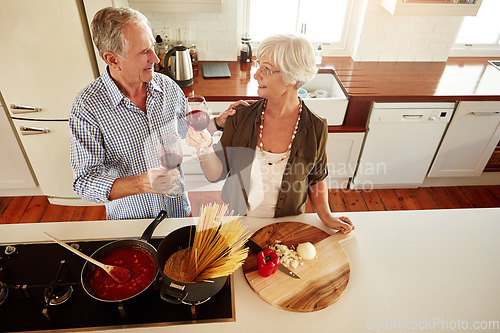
<box><xmin>43</xmin><ymin>232</ymin><xmax>131</xmax><ymax>284</ymax></box>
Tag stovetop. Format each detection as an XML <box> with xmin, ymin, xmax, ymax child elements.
<box><xmin>0</xmin><ymin>238</ymin><xmax>234</xmax><ymax>332</ymax></box>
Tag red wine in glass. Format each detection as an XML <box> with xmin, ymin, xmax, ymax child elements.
<box><xmin>159</xmin><ymin>151</ymin><xmax>183</xmax><ymax>170</ymax></box>
<box><xmin>186</xmin><ymin>109</ymin><xmax>210</xmax><ymax>132</ymax></box>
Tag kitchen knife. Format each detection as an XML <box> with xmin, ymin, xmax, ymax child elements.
<box><xmin>245</xmin><ymin>239</ymin><xmax>300</xmax><ymax>279</ymax></box>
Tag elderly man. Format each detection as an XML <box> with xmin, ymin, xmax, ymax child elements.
<box><xmin>70</xmin><ymin>7</ymin><xmax>236</xmax><ymax>219</ymax></box>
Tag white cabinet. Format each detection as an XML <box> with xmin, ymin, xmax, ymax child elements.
<box><xmin>128</xmin><ymin>0</ymin><xmax>223</xmax><ymax>12</ymax></box>
<box><xmin>11</xmin><ymin>120</ymin><xmax>76</xmax><ymax>198</ymax></box>
<box><xmin>0</xmin><ymin>0</ymin><xmax>99</xmax><ymax>204</ymax></box>
<box><xmin>352</xmin><ymin>102</ymin><xmax>455</xmax><ymax>189</ymax></box>
<box><xmin>381</xmin><ymin>0</ymin><xmax>482</xmax><ymax>16</ymax></box>
<box><xmin>0</xmin><ymin>1</ymin><xmax>98</xmax><ymax>119</ymax></box>
<box><xmin>326</xmin><ymin>132</ymin><xmax>364</xmax><ymax>189</ymax></box>
<box><xmin>0</xmin><ymin>103</ymin><xmax>37</xmax><ymax>190</ymax></box>
<box><xmin>428</xmin><ymin>101</ymin><xmax>500</xmax><ymax>178</ymax></box>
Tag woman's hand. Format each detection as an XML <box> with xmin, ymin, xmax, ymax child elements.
<box><xmin>320</xmin><ymin>215</ymin><xmax>355</xmax><ymax>234</ymax></box>
<box><xmin>215</xmin><ymin>99</ymin><xmax>257</xmax><ymax>129</ymax></box>
<box><xmin>186</xmin><ymin>128</ymin><xmax>212</xmax><ymax>148</ymax></box>
<box><xmin>307</xmin><ymin>181</ymin><xmax>354</xmax><ymax>234</ymax></box>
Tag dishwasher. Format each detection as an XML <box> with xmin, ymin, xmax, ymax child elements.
<box><xmin>351</xmin><ymin>102</ymin><xmax>455</xmax><ymax>189</ymax></box>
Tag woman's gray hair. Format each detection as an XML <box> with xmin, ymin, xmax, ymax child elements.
<box><xmin>91</xmin><ymin>7</ymin><xmax>150</xmax><ymax>59</ymax></box>
<box><xmin>257</xmin><ymin>34</ymin><xmax>317</xmax><ymax>88</ymax></box>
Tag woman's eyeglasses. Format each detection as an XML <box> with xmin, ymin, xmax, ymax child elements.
<box><xmin>254</xmin><ymin>61</ymin><xmax>281</xmax><ymax>76</ymax></box>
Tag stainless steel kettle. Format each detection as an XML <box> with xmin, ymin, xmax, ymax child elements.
<box><xmin>164</xmin><ymin>45</ymin><xmax>193</xmax><ymax>87</ymax></box>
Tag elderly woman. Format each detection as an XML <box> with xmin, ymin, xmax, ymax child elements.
<box><xmin>187</xmin><ymin>34</ymin><xmax>354</xmax><ymax>233</ymax></box>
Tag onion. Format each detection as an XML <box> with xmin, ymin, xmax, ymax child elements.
<box><xmin>297</xmin><ymin>242</ymin><xmax>316</xmax><ymax>260</ymax></box>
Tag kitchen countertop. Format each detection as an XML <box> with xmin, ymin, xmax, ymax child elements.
<box><xmin>183</xmin><ymin>57</ymin><xmax>500</xmax><ymax>102</ymax></box>
<box><xmin>328</xmin><ymin>57</ymin><xmax>500</xmax><ymax>102</ymax></box>
<box><xmin>1</xmin><ymin>208</ymin><xmax>499</xmax><ymax>332</ymax></box>
<box><xmin>180</xmin><ymin>62</ymin><xmax>257</xmax><ymax>100</ymax></box>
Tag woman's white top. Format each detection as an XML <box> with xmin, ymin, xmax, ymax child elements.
<box><xmin>246</xmin><ymin>148</ymin><xmax>289</xmax><ymax>217</ymax></box>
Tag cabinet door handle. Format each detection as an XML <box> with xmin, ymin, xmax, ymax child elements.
<box><xmin>10</xmin><ymin>104</ymin><xmax>42</xmax><ymax>114</ymax></box>
<box><xmin>471</xmin><ymin>111</ymin><xmax>500</xmax><ymax>116</ymax></box>
<box><xmin>20</xmin><ymin>126</ymin><xmax>50</xmax><ymax>135</ymax></box>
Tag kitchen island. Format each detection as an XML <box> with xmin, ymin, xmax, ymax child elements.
<box><xmin>1</xmin><ymin>208</ymin><xmax>499</xmax><ymax>332</ymax></box>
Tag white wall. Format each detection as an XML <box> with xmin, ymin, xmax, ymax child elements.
<box><xmin>352</xmin><ymin>0</ymin><xmax>463</xmax><ymax>62</ymax></box>
<box><xmin>144</xmin><ymin>0</ymin><xmax>239</xmax><ymax>61</ymax></box>
<box><xmin>143</xmin><ymin>0</ymin><xmax>466</xmax><ymax>62</ymax></box>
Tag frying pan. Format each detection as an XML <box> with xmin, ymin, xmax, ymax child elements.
<box><xmin>81</xmin><ymin>210</ymin><xmax>167</xmax><ymax>302</ymax></box>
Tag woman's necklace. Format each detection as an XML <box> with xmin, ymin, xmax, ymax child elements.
<box><xmin>258</xmin><ymin>98</ymin><xmax>302</xmax><ymax>166</ymax></box>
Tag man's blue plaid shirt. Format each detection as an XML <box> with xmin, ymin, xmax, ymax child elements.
<box><xmin>70</xmin><ymin>69</ymin><xmax>190</xmax><ymax>220</ymax></box>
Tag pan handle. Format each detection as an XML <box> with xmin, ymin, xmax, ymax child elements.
<box><xmin>141</xmin><ymin>210</ymin><xmax>168</xmax><ymax>242</ymax></box>
<box><xmin>159</xmin><ymin>285</ymin><xmax>188</xmax><ymax>304</ymax></box>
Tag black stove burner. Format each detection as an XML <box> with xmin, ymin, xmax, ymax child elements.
<box><xmin>44</xmin><ymin>285</ymin><xmax>73</xmax><ymax>306</ymax></box>
<box><xmin>0</xmin><ymin>239</ymin><xmax>234</xmax><ymax>332</ymax></box>
<box><xmin>43</xmin><ymin>260</ymin><xmax>74</xmax><ymax>307</ymax></box>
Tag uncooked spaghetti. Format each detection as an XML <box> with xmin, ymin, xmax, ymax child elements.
<box><xmin>163</xmin><ymin>203</ymin><xmax>250</xmax><ymax>282</ymax></box>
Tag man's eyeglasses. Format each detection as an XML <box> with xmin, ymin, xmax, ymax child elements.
<box><xmin>255</xmin><ymin>61</ymin><xmax>281</xmax><ymax>76</ymax></box>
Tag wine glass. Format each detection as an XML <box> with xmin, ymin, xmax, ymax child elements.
<box><xmin>185</xmin><ymin>95</ymin><xmax>212</xmax><ymax>157</ymax></box>
<box><xmin>158</xmin><ymin>134</ymin><xmax>185</xmax><ymax>197</ymax></box>
<box><xmin>186</xmin><ymin>95</ymin><xmax>211</xmax><ymax>132</ymax></box>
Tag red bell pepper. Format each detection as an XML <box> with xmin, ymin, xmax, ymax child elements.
<box><xmin>257</xmin><ymin>249</ymin><xmax>280</xmax><ymax>277</ymax></box>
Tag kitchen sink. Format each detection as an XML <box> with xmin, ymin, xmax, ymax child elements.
<box><xmin>300</xmin><ymin>71</ymin><xmax>349</xmax><ymax>125</ymax></box>
<box><xmin>206</xmin><ymin>71</ymin><xmax>348</xmax><ymax>125</ymax></box>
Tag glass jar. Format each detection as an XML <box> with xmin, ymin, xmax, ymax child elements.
<box><xmin>190</xmin><ymin>44</ymin><xmax>198</xmax><ymax>70</ymax></box>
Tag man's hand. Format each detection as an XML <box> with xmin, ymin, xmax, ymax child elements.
<box><xmin>147</xmin><ymin>168</ymin><xmax>181</xmax><ymax>195</ymax></box>
<box><xmin>109</xmin><ymin>168</ymin><xmax>182</xmax><ymax>200</ymax></box>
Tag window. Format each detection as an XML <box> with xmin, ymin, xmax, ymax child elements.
<box><xmin>453</xmin><ymin>0</ymin><xmax>500</xmax><ymax>54</ymax></box>
<box><xmin>247</xmin><ymin>0</ymin><xmax>352</xmax><ymax>48</ymax></box>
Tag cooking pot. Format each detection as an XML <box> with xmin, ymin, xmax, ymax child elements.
<box><xmin>156</xmin><ymin>225</ymin><xmax>227</xmax><ymax>305</ymax></box>
<box><xmin>81</xmin><ymin>210</ymin><xmax>167</xmax><ymax>302</ymax></box>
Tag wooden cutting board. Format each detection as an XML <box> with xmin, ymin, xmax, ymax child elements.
<box><xmin>242</xmin><ymin>222</ymin><xmax>354</xmax><ymax>312</ymax></box>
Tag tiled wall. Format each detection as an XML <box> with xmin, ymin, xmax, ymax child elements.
<box><xmin>352</xmin><ymin>1</ymin><xmax>463</xmax><ymax>61</ymax></box>
<box><xmin>144</xmin><ymin>0</ymin><xmax>239</xmax><ymax>61</ymax></box>
<box><xmin>144</xmin><ymin>0</ymin><xmax>464</xmax><ymax>62</ymax></box>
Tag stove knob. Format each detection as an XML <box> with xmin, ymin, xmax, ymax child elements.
<box><xmin>4</xmin><ymin>245</ymin><xmax>17</xmax><ymax>256</ymax></box>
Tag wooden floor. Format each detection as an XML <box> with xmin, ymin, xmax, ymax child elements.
<box><xmin>1</xmin><ymin>186</ymin><xmax>499</xmax><ymax>224</ymax></box>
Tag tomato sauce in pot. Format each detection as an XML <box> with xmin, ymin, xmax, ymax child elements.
<box><xmin>89</xmin><ymin>248</ymin><xmax>156</xmax><ymax>301</ymax></box>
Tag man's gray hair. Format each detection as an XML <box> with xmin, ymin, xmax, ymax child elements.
<box><xmin>91</xmin><ymin>7</ymin><xmax>150</xmax><ymax>59</ymax></box>
<box><xmin>257</xmin><ymin>34</ymin><xmax>318</xmax><ymax>88</ymax></box>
